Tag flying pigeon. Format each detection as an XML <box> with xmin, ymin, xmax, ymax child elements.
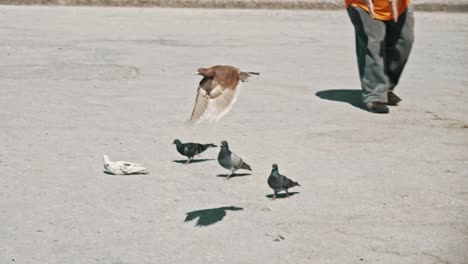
<box><xmin>172</xmin><ymin>139</ymin><xmax>217</xmax><ymax>163</ymax></box>
<box><xmin>187</xmin><ymin>65</ymin><xmax>259</xmax><ymax>125</ymax></box>
<box><xmin>267</xmin><ymin>164</ymin><xmax>300</xmax><ymax>199</ymax></box>
<box><xmin>103</xmin><ymin>155</ymin><xmax>149</xmax><ymax>175</ymax></box>
<box><xmin>217</xmin><ymin>140</ymin><xmax>251</xmax><ymax>179</ymax></box>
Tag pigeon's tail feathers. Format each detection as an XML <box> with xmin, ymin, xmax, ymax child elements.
<box><xmin>197</xmin><ymin>143</ymin><xmax>217</xmax><ymax>153</ymax></box>
<box><xmin>240</xmin><ymin>71</ymin><xmax>260</xmax><ymax>82</ymax></box>
<box><xmin>284</xmin><ymin>177</ymin><xmax>300</xmax><ymax>188</ymax></box>
<box><xmin>241</xmin><ymin>162</ymin><xmax>252</xmax><ymax>171</ymax></box>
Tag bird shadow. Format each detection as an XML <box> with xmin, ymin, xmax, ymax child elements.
<box><xmin>216</xmin><ymin>173</ymin><xmax>251</xmax><ymax>179</ymax></box>
<box><xmin>102</xmin><ymin>171</ymin><xmax>148</xmax><ymax>175</ymax></box>
<box><xmin>265</xmin><ymin>192</ymin><xmax>300</xmax><ymax>199</ymax></box>
<box><xmin>184</xmin><ymin>206</ymin><xmax>244</xmax><ymax>227</ymax></box>
<box><xmin>172</xmin><ymin>159</ymin><xmax>215</xmax><ymax>164</ymax></box>
<box><xmin>315</xmin><ymin>89</ymin><xmax>365</xmax><ymax>110</ymax></box>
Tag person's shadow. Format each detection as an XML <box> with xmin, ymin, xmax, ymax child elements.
<box><xmin>315</xmin><ymin>89</ymin><xmax>365</xmax><ymax>110</ymax></box>
<box><xmin>184</xmin><ymin>206</ymin><xmax>243</xmax><ymax>227</ymax></box>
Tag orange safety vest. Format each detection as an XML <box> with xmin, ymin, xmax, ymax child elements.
<box><xmin>345</xmin><ymin>0</ymin><xmax>411</xmax><ymax>21</ymax></box>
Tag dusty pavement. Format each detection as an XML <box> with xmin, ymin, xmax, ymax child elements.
<box><xmin>2</xmin><ymin>0</ymin><xmax>468</xmax><ymax>11</ymax></box>
<box><xmin>0</xmin><ymin>6</ymin><xmax>467</xmax><ymax>264</ymax></box>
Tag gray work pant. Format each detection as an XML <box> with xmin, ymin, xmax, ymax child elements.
<box><xmin>347</xmin><ymin>6</ymin><xmax>415</xmax><ymax>103</ymax></box>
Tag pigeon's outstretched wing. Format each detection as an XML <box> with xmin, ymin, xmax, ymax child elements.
<box><xmin>187</xmin><ymin>77</ymin><xmax>239</xmax><ymax>125</ymax></box>
<box><xmin>204</xmin><ymin>86</ymin><xmax>239</xmax><ymax>122</ymax></box>
<box><xmin>187</xmin><ymin>78</ymin><xmax>210</xmax><ymax>125</ymax></box>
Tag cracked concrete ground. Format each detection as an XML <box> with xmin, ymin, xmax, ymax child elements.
<box><xmin>0</xmin><ymin>6</ymin><xmax>467</xmax><ymax>264</ymax></box>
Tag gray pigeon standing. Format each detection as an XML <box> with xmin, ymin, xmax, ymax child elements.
<box><xmin>172</xmin><ymin>139</ymin><xmax>217</xmax><ymax>163</ymax></box>
<box><xmin>217</xmin><ymin>140</ymin><xmax>251</xmax><ymax>179</ymax></box>
<box><xmin>268</xmin><ymin>164</ymin><xmax>300</xmax><ymax>199</ymax></box>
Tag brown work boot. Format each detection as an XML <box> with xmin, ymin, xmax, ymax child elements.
<box><xmin>387</xmin><ymin>91</ymin><xmax>402</xmax><ymax>106</ymax></box>
<box><xmin>365</xmin><ymin>102</ymin><xmax>389</xmax><ymax>114</ymax></box>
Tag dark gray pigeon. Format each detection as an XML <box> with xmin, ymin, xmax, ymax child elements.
<box><xmin>217</xmin><ymin>140</ymin><xmax>251</xmax><ymax>179</ymax></box>
<box><xmin>268</xmin><ymin>164</ymin><xmax>300</xmax><ymax>199</ymax></box>
<box><xmin>173</xmin><ymin>139</ymin><xmax>217</xmax><ymax>163</ymax></box>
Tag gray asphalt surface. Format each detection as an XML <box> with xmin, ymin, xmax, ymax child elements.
<box><xmin>0</xmin><ymin>6</ymin><xmax>467</xmax><ymax>264</ymax></box>
<box><xmin>1</xmin><ymin>0</ymin><xmax>468</xmax><ymax>11</ymax></box>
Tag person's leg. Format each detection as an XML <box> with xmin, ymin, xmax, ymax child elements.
<box><xmin>347</xmin><ymin>6</ymin><xmax>390</xmax><ymax>104</ymax></box>
<box><xmin>384</xmin><ymin>8</ymin><xmax>415</xmax><ymax>91</ymax></box>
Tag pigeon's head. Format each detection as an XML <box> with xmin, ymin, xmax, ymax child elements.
<box><xmin>103</xmin><ymin>155</ymin><xmax>110</xmax><ymax>165</ymax></box>
<box><xmin>197</xmin><ymin>67</ymin><xmax>210</xmax><ymax>75</ymax></box>
<box><xmin>272</xmin><ymin>164</ymin><xmax>279</xmax><ymax>170</ymax></box>
<box><xmin>220</xmin><ymin>140</ymin><xmax>229</xmax><ymax>148</ymax></box>
<box><xmin>172</xmin><ymin>139</ymin><xmax>181</xmax><ymax>145</ymax></box>
<box><xmin>197</xmin><ymin>67</ymin><xmax>216</xmax><ymax>78</ymax></box>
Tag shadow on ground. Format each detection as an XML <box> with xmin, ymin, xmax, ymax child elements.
<box><xmin>185</xmin><ymin>206</ymin><xmax>243</xmax><ymax>227</ymax></box>
<box><xmin>315</xmin><ymin>89</ymin><xmax>365</xmax><ymax>110</ymax></box>
<box><xmin>102</xmin><ymin>171</ymin><xmax>148</xmax><ymax>175</ymax></box>
<box><xmin>266</xmin><ymin>192</ymin><xmax>300</xmax><ymax>199</ymax></box>
<box><xmin>216</xmin><ymin>173</ymin><xmax>251</xmax><ymax>179</ymax></box>
<box><xmin>173</xmin><ymin>159</ymin><xmax>214</xmax><ymax>164</ymax></box>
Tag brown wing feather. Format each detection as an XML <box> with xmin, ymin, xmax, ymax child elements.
<box><xmin>204</xmin><ymin>86</ymin><xmax>239</xmax><ymax>122</ymax></box>
<box><xmin>187</xmin><ymin>78</ymin><xmax>212</xmax><ymax>125</ymax></box>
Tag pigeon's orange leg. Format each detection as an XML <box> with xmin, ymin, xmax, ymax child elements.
<box><xmin>271</xmin><ymin>192</ymin><xmax>277</xmax><ymax>200</ymax></box>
